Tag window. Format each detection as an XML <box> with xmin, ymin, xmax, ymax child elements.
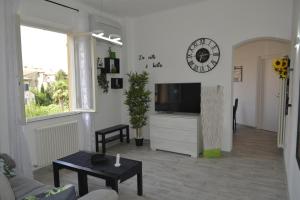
<box><xmin>20</xmin><ymin>25</ymin><xmax>71</xmax><ymax>119</ymax></box>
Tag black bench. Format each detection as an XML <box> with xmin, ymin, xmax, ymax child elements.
<box><xmin>95</xmin><ymin>124</ymin><xmax>130</xmax><ymax>154</ymax></box>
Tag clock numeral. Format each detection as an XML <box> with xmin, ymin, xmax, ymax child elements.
<box><xmin>200</xmin><ymin>66</ymin><xmax>205</xmax><ymax>72</ymax></box>
<box><xmin>192</xmin><ymin>65</ymin><xmax>198</xmax><ymax>71</ymax></box>
<box><xmin>188</xmin><ymin>61</ymin><xmax>195</xmax><ymax>67</ymax></box>
<box><xmin>213</xmin><ymin>53</ymin><xmax>220</xmax><ymax>57</ymax></box>
<box><xmin>212</xmin><ymin>45</ymin><xmax>218</xmax><ymax>50</ymax></box>
<box><xmin>211</xmin><ymin>60</ymin><xmax>217</xmax><ymax>66</ymax></box>
<box><xmin>206</xmin><ymin>64</ymin><xmax>212</xmax><ymax>71</ymax></box>
<box><xmin>199</xmin><ymin>38</ymin><xmax>205</xmax><ymax>45</ymax></box>
<box><xmin>187</xmin><ymin>54</ymin><xmax>193</xmax><ymax>58</ymax></box>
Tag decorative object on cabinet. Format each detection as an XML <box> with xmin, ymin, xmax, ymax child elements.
<box><xmin>111</xmin><ymin>78</ymin><xmax>123</xmax><ymax>89</ymax></box>
<box><xmin>124</xmin><ymin>71</ymin><xmax>151</xmax><ymax>146</ymax></box>
<box><xmin>186</xmin><ymin>38</ymin><xmax>220</xmax><ymax>73</ymax></box>
<box><xmin>104</xmin><ymin>58</ymin><xmax>120</xmax><ymax>73</ymax></box>
<box><xmin>233</xmin><ymin>66</ymin><xmax>243</xmax><ymax>82</ymax></box>
<box><xmin>201</xmin><ymin>85</ymin><xmax>224</xmax><ymax>158</ymax></box>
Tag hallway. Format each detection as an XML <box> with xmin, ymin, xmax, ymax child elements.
<box><xmin>233</xmin><ymin>125</ymin><xmax>283</xmax><ymax>159</ymax></box>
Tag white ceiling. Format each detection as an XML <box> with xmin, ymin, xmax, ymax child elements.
<box><xmin>76</xmin><ymin>0</ymin><xmax>202</xmax><ymax>18</ymax></box>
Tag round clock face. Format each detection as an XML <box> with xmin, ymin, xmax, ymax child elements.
<box><xmin>186</xmin><ymin>38</ymin><xmax>220</xmax><ymax>73</ymax></box>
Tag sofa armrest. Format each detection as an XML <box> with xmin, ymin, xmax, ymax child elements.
<box><xmin>78</xmin><ymin>189</ymin><xmax>118</xmax><ymax>200</ymax></box>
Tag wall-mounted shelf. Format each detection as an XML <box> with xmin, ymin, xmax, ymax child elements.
<box><xmin>104</xmin><ymin>58</ymin><xmax>120</xmax><ymax>74</ymax></box>
<box><xmin>111</xmin><ymin>78</ymin><xmax>123</xmax><ymax>89</ymax></box>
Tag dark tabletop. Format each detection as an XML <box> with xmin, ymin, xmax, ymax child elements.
<box><xmin>56</xmin><ymin>151</ymin><xmax>141</xmax><ymax>177</ymax></box>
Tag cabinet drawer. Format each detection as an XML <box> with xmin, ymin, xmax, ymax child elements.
<box><xmin>150</xmin><ymin>126</ymin><xmax>198</xmax><ymax>143</ymax></box>
<box><xmin>150</xmin><ymin>116</ymin><xmax>198</xmax><ymax>131</ymax></box>
<box><xmin>150</xmin><ymin>138</ymin><xmax>197</xmax><ymax>156</ymax></box>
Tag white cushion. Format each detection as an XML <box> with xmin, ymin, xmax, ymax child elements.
<box><xmin>0</xmin><ymin>173</ymin><xmax>15</xmax><ymax>200</ymax></box>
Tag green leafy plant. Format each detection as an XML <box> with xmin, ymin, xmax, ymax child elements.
<box><xmin>108</xmin><ymin>47</ymin><xmax>116</xmax><ymax>59</ymax></box>
<box><xmin>25</xmin><ymin>103</ymin><xmax>68</xmax><ymax>118</ymax></box>
<box><xmin>53</xmin><ymin>70</ymin><xmax>69</xmax><ymax>111</ymax></box>
<box><xmin>97</xmin><ymin>69</ymin><xmax>109</xmax><ymax>93</ymax></box>
<box><xmin>30</xmin><ymin>84</ymin><xmax>53</xmax><ymax>106</ymax></box>
<box><xmin>124</xmin><ymin>71</ymin><xmax>151</xmax><ymax>139</ymax></box>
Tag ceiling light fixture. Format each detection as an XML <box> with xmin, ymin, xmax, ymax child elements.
<box><xmin>91</xmin><ymin>32</ymin><xmax>123</xmax><ymax>46</ymax></box>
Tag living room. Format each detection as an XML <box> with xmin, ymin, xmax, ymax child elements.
<box><xmin>1</xmin><ymin>0</ymin><xmax>300</xmax><ymax>199</ymax></box>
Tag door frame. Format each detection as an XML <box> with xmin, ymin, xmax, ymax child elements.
<box><xmin>256</xmin><ymin>54</ymin><xmax>286</xmax><ymax>132</ymax></box>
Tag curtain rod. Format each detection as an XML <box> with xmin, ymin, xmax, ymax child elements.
<box><xmin>44</xmin><ymin>0</ymin><xmax>79</xmax><ymax>12</ymax></box>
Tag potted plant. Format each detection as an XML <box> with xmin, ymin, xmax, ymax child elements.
<box><xmin>124</xmin><ymin>71</ymin><xmax>151</xmax><ymax>146</ymax></box>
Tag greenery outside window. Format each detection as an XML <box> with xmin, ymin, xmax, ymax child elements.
<box><xmin>20</xmin><ymin>25</ymin><xmax>71</xmax><ymax>119</ymax></box>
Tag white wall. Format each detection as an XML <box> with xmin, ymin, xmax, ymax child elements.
<box><xmin>233</xmin><ymin>40</ymin><xmax>290</xmax><ymax>127</ymax></box>
<box><xmin>131</xmin><ymin>0</ymin><xmax>293</xmax><ymax>151</ymax></box>
<box><xmin>284</xmin><ymin>0</ymin><xmax>300</xmax><ymax>199</ymax></box>
<box><xmin>93</xmin><ymin>42</ymin><xmax>123</xmax><ymax>131</ymax></box>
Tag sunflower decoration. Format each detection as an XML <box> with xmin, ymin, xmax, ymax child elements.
<box><xmin>272</xmin><ymin>57</ymin><xmax>289</xmax><ymax>79</ymax></box>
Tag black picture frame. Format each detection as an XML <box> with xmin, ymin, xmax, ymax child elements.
<box><xmin>111</xmin><ymin>78</ymin><xmax>123</xmax><ymax>89</ymax></box>
<box><xmin>104</xmin><ymin>58</ymin><xmax>120</xmax><ymax>74</ymax></box>
<box><xmin>297</xmin><ymin>84</ymin><xmax>300</xmax><ymax>169</ymax></box>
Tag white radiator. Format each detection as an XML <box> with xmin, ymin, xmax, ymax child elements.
<box><xmin>34</xmin><ymin>121</ymin><xmax>79</xmax><ymax>167</ymax></box>
<box><xmin>277</xmin><ymin>79</ymin><xmax>286</xmax><ymax>148</ymax></box>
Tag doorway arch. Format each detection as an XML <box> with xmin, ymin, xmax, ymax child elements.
<box><xmin>231</xmin><ymin>37</ymin><xmax>291</xmax><ymax>147</ymax></box>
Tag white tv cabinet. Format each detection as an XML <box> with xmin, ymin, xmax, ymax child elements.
<box><xmin>149</xmin><ymin>113</ymin><xmax>201</xmax><ymax>158</ymax></box>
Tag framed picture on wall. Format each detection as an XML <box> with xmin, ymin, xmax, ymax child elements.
<box><xmin>296</xmin><ymin>85</ymin><xmax>300</xmax><ymax>169</ymax></box>
<box><xmin>233</xmin><ymin>66</ymin><xmax>243</xmax><ymax>82</ymax></box>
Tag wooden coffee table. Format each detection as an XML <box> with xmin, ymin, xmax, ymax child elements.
<box><xmin>52</xmin><ymin>151</ymin><xmax>143</xmax><ymax>197</ymax></box>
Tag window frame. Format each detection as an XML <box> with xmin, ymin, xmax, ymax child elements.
<box><xmin>20</xmin><ymin>24</ymin><xmax>95</xmax><ymax>123</ymax></box>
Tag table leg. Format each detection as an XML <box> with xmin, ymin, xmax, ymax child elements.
<box><xmin>137</xmin><ymin>169</ymin><xmax>143</xmax><ymax>196</ymax></box>
<box><xmin>102</xmin><ymin>134</ymin><xmax>106</xmax><ymax>154</ymax></box>
<box><xmin>95</xmin><ymin>133</ymin><xmax>99</xmax><ymax>152</ymax></box>
<box><xmin>53</xmin><ymin>164</ymin><xmax>60</xmax><ymax>187</ymax></box>
<box><xmin>78</xmin><ymin>171</ymin><xmax>88</xmax><ymax>197</ymax></box>
<box><xmin>126</xmin><ymin>127</ymin><xmax>130</xmax><ymax>143</ymax></box>
<box><xmin>111</xmin><ymin>179</ymin><xmax>119</xmax><ymax>193</ymax></box>
<box><xmin>120</xmin><ymin>129</ymin><xmax>123</xmax><ymax>143</ymax></box>
<box><xmin>105</xmin><ymin>179</ymin><xmax>112</xmax><ymax>187</ymax></box>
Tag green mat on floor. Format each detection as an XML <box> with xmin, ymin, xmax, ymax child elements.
<box><xmin>203</xmin><ymin>148</ymin><xmax>221</xmax><ymax>158</ymax></box>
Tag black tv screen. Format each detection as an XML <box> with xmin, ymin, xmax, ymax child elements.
<box><xmin>155</xmin><ymin>83</ymin><xmax>201</xmax><ymax>113</ymax></box>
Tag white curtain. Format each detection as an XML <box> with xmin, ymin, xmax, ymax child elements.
<box><xmin>1</xmin><ymin>0</ymin><xmax>32</xmax><ymax>177</ymax></box>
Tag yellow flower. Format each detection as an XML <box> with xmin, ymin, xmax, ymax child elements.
<box><xmin>273</xmin><ymin>59</ymin><xmax>282</xmax><ymax>68</ymax></box>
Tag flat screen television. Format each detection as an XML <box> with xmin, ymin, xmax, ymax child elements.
<box><xmin>155</xmin><ymin>83</ymin><xmax>201</xmax><ymax>113</ymax></box>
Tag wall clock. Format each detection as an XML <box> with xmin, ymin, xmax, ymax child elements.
<box><xmin>186</xmin><ymin>38</ymin><xmax>220</xmax><ymax>73</ymax></box>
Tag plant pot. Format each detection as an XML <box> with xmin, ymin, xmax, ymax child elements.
<box><xmin>135</xmin><ymin>138</ymin><xmax>144</xmax><ymax>146</ymax></box>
